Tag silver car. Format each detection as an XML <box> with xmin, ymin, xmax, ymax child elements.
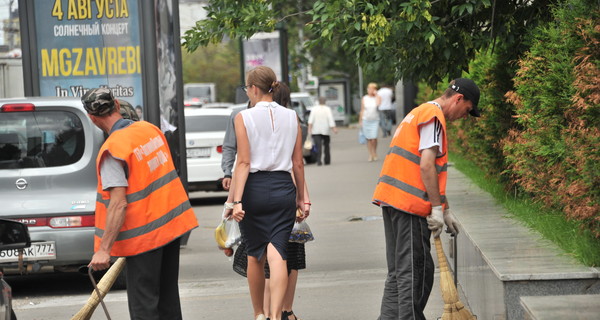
<box><xmin>0</xmin><ymin>97</ymin><xmax>104</xmax><ymax>275</ymax></box>
<box><xmin>184</xmin><ymin>107</ymin><xmax>232</xmax><ymax>192</ymax></box>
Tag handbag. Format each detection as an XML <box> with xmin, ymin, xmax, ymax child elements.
<box><xmin>358</xmin><ymin>129</ymin><xmax>367</xmax><ymax>144</ymax></box>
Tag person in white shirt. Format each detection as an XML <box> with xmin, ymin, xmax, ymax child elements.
<box><xmin>377</xmin><ymin>85</ymin><xmax>394</xmax><ymax>137</ymax></box>
<box><xmin>308</xmin><ymin>97</ymin><xmax>338</xmax><ymax>165</ymax></box>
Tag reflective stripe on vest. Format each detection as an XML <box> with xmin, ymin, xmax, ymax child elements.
<box><xmin>95</xmin><ymin>121</ymin><xmax>198</xmax><ymax>257</ymax></box>
<box><xmin>387</xmin><ymin>146</ymin><xmax>448</xmax><ymax>174</ymax></box>
<box><xmin>372</xmin><ymin>103</ymin><xmax>448</xmax><ymax>217</ymax></box>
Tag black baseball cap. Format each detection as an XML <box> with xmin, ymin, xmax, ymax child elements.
<box><xmin>81</xmin><ymin>88</ymin><xmax>116</xmax><ymax>116</ymax></box>
<box><xmin>449</xmin><ymin>78</ymin><xmax>480</xmax><ymax>117</ymax></box>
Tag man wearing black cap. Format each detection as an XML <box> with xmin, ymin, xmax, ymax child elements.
<box><xmin>372</xmin><ymin>78</ymin><xmax>480</xmax><ymax>319</ymax></box>
<box><xmin>82</xmin><ymin>88</ymin><xmax>198</xmax><ymax>320</ymax></box>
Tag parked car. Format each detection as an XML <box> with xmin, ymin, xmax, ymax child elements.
<box><xmin>0</xmin><ymin>219</ymin><xmax>30</xmax><ymax>320</ymax></box>
<box><xmin>0</xmin><ymin>98</ymin><xmax>104</xmax><ymax>277</ymax></box>
<box><xmin>184</xmin><ymin>108</ymin><xmax>232</xmax><ymax>192</ymax></box>
<box><xmin>291</xmin><ymin>92</ymin><xmax>316</xmax><ymax>113</ymax></box>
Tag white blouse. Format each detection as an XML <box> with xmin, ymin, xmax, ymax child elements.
<box><xmin>240</xmin><ymin>101</ymin><xmax>299</xmax><ymax>173</ymax></box>
<box><xmin>362</xmin><ymin>95</ymin><xmax>380</xmax><ymax>121</ymax></box>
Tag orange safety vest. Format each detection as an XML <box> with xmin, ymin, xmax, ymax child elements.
<box><xmin>94</xmin><ymin>121</ymin><xmax>198</xmax><ymax>257</ymax></box>
<box><xmin>372</xmin><ymin>102</ymin><xmax>448</xmax><ymax>217</ymax></box>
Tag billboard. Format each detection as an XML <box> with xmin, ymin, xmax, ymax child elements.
<box><xmin>31</xmin><ymin>0</ymin><xmax>144</xmax><ymax>115</ymax></box>
<box><xmin>318</xmin><ymin>79</ymin><xmax>351</xmax><ymax>125</ymax></box>
<box><xmin>242</xmin><ymin>30</ymin><xmax>287</xmax><ymax>83</ymax></box>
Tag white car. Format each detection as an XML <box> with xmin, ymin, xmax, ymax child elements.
<box><xmin>184</xmin><ymin>108</ymin><xmax>232</xmax><ymax>192</ymax></box>
<box><xmin>291</xmin><ymin>92</ymin><xmax>316</xmax><ymax>112</ymax></box>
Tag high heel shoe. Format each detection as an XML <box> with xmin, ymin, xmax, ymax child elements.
<box><xmin>282</xmin><ymin>310</ymin><xmax>300</xmax><ymax>320</ymax></box>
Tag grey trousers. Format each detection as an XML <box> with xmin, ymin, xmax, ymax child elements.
<box><xmin>379</xmin><ymin>207</ymin><xmax>434</xmax><ymax>320</ymax></box>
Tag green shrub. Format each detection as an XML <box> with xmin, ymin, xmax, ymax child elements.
<box><xmin>501</xmin><ymin>0</ymin><xmax>599</xmax><ymax>237</ymax></box>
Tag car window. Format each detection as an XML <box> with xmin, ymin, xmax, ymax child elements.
<box><xmin>185</xmin><ymin>115</ymin><xmax>229</xmax><ymax>133</ymax></box>
<box><xmin>0</xmin><ymin>111</ymin><xmax>85</xmax><ymax>169</ymax></box>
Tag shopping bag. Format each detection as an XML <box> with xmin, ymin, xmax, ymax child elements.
<box><xmin>289</xmin><ymin>220</ymin><xmax>315</xmax><ymax>243</ymax></box>
<box><xmin>358</xmin><ymin>129</ymin><xmax>367</xmax><ymax>144</ymax></box>
<box><xmin>214</xmin><ymin>218</ymin><xmax>242</xmax><ymax>249</ymax></box>
<box><xmin>303</xmin><ymin>137</ymin><xmax>313</xmax><ymax>150</ymax></box>
<box><xmin>224</xmin><ymin>219</ymin><xmax>242</xmax><ymax>248</ymax></box>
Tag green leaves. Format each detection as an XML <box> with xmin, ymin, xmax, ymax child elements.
<box><xmin>184</xmin><ymin>0</ymin><xmax>552</xmax><ymax>86</ymax></box>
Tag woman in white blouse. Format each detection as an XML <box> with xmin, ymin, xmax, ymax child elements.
<box><xmin>359</xmin><ymin>82</ymin><xmax>382</xmax><ymax>161</ymax></box>
<box><xmin>231</xmin><ymin>66</ymin><xmax>306</xmax><ymax>320</ymax></box>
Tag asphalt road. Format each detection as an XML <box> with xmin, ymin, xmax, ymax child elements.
<box><xmin>9</xmin><ymin>126</ymin><xmax>445</xmax><ymax>319</ymax></box>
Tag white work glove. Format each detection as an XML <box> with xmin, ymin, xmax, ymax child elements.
<box><xmin>426</xmin><ymin>206</ymin><xmax>444</xmax><ymax>238</ymax></box>
<box><xmin>443</xmin><ymin>209</ymin><xmax>459</xmax><ymax>236</ymax></box>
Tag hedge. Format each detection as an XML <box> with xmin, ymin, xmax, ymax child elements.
<box><xmin>421</xmin><ymin>0</ymin><xmax>599</xmax><ymax>239</ymax></box>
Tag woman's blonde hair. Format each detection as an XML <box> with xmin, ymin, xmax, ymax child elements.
<box><xmin>247</xmin><ymin>66</ymin><xmax>279</xmax><ymax>94</ymax></box>
<box><xmin>367</xmin><ymin>82</ymin><xmax>378</xmax><ymax>90</ymax></box>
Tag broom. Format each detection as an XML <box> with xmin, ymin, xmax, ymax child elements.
<box><xmin>434</xmin><ymin>237</ymin><xmax>476</xmax><ymax>320</ymax></box>
<box><xmin>71</xmin><ymin>257</ymin><xmax>126</xmax><ymax>320</ymax></box>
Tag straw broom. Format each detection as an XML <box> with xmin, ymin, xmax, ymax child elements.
<box><xmin>71</xmin><ymin>257</ymin><xmax>126</xmax><ymax>320</ymax></box>
<box><xmin>434</xmin><ymin>237</ymin><xmax>476</xmax><ymax>320</ymax></box>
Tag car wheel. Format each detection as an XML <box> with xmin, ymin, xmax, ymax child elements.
<box><xmin>11</xmin><ymin>308</ymin><xmax>17</xmax><ymax>320</ymax></box>
<box><xmin>304</xmin><ymin>151</ymin><xmax>318</xmax><ymax>164</ymax></box>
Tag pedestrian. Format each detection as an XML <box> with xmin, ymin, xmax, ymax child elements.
<box><xmin>372</xmin><ymin>78</ymin><xmax>480</xmax><ymax>320</ymax></box>
<box><xmin>377</xmin><ymin>85</ymin><xmax>394</xmax><ymax>137</ymax></box>
<box><xmin>83</xmin><ymin>88</ymin><xmax>198</xmax><ymax>320</ymax></box>
<box><xmin>230</xmin><ymin>66</ymin><xmax>306</xmax><ymax>320</ymax></box>
<box><xmin>308</xmin><ymin>97</ymin><xmax>338</xmax><ymax>166</ymax></box>
<box><xmin>222</xmin><ymin>82</ymin><xmax>311</xmax><ymax>320</ymax></box>
<box><xmin>221</xmin><ymin>100</ymin><xmax>250</xmax><ymax>191</ymax></box>
<box><xmin>359</xmin><ymin>82</ymin><xmax>381</xmax><ymax>161</ymax></box>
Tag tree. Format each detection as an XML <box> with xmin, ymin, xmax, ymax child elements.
<box><xmin>182</xmin><ymin>0</ymin><xmax>557</xmax><ymax>86</ymax></box>
<box><xmin>182</xmin><ymin>41</ymin><xmax>241</xmax><ymax>102</ymax></box>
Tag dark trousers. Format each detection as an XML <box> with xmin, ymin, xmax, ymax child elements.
<box><xmin>380</xmin><ymin>110</ymin><xmax>394</xmax><ymax>137</ymax></box>
<box><xmin>126</xmin><ymin>237</ymin><xmax>182</xmax><ymax>320</ymax></box>
<box><xmin>380</xmin><ymin>207</ymin><xmax>434</xmax><ymax>320</ymax></box>
<box><xmin>312</xmin><ymin>134</ymin><xmax>331</xmax><ymax>165</ymax></box>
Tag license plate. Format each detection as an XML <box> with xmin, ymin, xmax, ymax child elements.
<box><xmin>187</xmin><ymin>147</ymin><xmax>211</xmax><ymax>158</ymax></box>
<box><xmin>0</xmin><ymin>241</ymin><xmax>56</xmax><ymax>263</ymax></box>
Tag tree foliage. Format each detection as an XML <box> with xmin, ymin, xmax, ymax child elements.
<box><xmin>182</xmin><ymin>0</ymin><xmax>556</xmax><ymax>86</ymax></box>
<box><xmin>182</xmin><ymin>41</ymin><xmax>241</xmax><ymax>102</ymax></box>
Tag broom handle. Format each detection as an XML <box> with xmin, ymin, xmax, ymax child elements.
<box><xmin>89</xmin><ymin>266</ymin><xmax>112</xmax><ymax>320</ymax></box>
<box><xmin>453</xmin><ymin>233</ymin><xmax>458</xmax><ymax>287</ymax></box>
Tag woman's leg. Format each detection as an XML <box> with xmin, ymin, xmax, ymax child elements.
<box><xmin>264</xmin><ymin>279</ymin><xmax>271</xmax><ymax>318</ymax></box>
<box><xmin>248</xmin><ymin>254</ymin><xmax>267</xmax><ymax>318</ymax></box>
<box><xmin>282</xmin><ymin>270</ymin><xmax>298</xmax><ymax>317</ymax></box>
<box><xmin>373</xmin><ymin>138</ymin><xmax>378</xmax><ymax>159</ymax></box>
<box><xmin>267</xmin><ymin>243</ymin><xmax>288</xmax><ymax>320</ymax></box>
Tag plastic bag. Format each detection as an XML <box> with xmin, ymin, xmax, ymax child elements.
<box><xmin>303</xmin><ymin>137</ymin><xmax>313</xmax><ymax>150</ymax></box>
<box><xmin>358</xmin><ymin>129</ymin><xmax>367</xmax><ymax>145</ymax></box>
<box><xmin>215</xmin><ymin>218</ymin><xmax>242</xmax><ymax>249</ymax></box>
<box><xmin>289</xmin><ymin>220</ymin><xmax>314</xmax><ymax>243</ymax></box>
<box><xmin>224</xmin><ymin>219</ymin><xmax>242</xmax><ymax>248</ymax></box>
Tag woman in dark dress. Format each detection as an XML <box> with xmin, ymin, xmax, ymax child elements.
<box><xmin>231</xmin><ymin>66</ymin><xmax>306</xmax><ymax>320</ymax></box>
<box><xmin>232</xmin><ymin>82</ymin><xmax>310</xmax><ymax>320</ymax></box>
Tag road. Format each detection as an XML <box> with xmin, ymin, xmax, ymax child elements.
<box><xmin>9</xmin><ymin>126</ymin><xmax>445</xmax><ymax>319</ymax></box>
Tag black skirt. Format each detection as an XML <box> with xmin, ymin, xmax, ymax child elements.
<box><xmin>239</xmin><ymin>171</ymin><xmax>296</xmax><ymax>260</ymax></box>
